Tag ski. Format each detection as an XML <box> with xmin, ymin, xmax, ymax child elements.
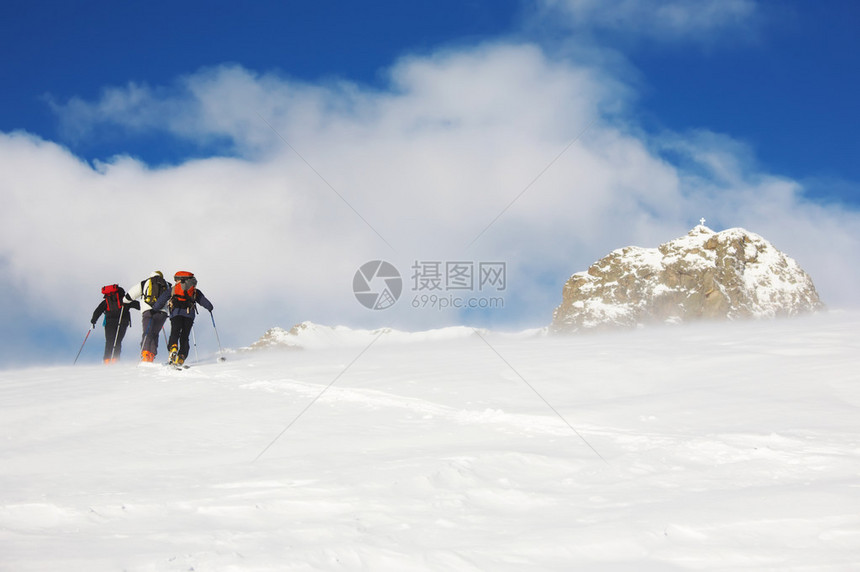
<box><xmin>164</xmin><ymin>362</ymin><xmax>191</xmax><ymax>370</ymax></box>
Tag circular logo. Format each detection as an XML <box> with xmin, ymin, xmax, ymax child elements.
<box><xmin>353</xmin><ymin>260</ymin><xmax>402</xmax><ymax>310</ymax></box>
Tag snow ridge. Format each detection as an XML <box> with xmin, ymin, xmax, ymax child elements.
<box><xmin>246</xmin><ymin>322</ymin><xmax>493</xmax><ymax>351</ymax></box>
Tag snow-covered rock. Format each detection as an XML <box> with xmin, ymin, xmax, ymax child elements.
<box><xmin>551</xmin><ymin>225</ymin><xmax>823</xmax><ymax>333</ymax></box>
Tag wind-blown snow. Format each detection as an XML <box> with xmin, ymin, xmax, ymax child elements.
<box><xmin>2</xmin><ymin>312</ymin><xmax>859</xmax><ymax>570</ymax></box>
<box><xmin>247</xmin><ymin>321</ymin><xmax>489</xmax><ymax>351</ymax></box>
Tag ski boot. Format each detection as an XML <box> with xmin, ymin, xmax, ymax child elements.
<box><xmin>168</xmin><ymin>345</ymin><xmax>179</xmax><ymax>365</ymax></box>
<box><xmin>141</xmin><ymin>350</ymin><xmax>155</xmax><ymax>363</ymax></box>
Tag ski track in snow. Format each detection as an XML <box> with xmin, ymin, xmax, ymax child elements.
<box><xmin>1</xmin><ymin>312</ymin><xmax>860</xmax><ymax>570</ymax></box>
<box><xmin>237</xmin><ymin>376</ymin><xmax>580</xmax><ymax>438</ymax></box>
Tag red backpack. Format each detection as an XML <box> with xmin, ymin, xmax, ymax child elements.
<box><xmin>101</xmin><ymin>284</ymin><xmax>122</xmax><ymax>312</ymax></box>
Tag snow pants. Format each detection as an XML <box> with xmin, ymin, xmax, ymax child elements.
<box><xmin>104</xmin><ymin>318</ymin><xmax>130</xmax><ymax>361</ymax></box>
<box><xmin>140</xmin><ymin>310</ymin><xmax>168</xmax><ymax>356</ymax></box>
<box><xmin>167</xmin><ymin>315</ymin><xmax>195</xmax><ymax>360</ymax></box>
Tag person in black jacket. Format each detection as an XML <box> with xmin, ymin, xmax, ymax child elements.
<box><xmin>151</xmin><ymin>271</ymin><xmax>214</xmax><ymax>366</ymax></box>
<box><xmin>91</xmin><ymin>284</ymin><xmax>140</xmax><ymax>363</ymax></box>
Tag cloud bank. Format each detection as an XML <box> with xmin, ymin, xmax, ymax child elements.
<box><xmin>2</xmin><ymin>36</ymin><xmax>858</xmax><ymax>364</ymax></box>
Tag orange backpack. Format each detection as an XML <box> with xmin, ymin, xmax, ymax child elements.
<box><xmin>170</xmin><ymin>271</ymin><xmax>198</xmax><ymax>310</ymax></box>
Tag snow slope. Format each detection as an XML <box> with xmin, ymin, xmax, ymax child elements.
<box><xmin>2</xmin><ymin>312</ymin><xmax>859</xmax><ymax>571</ymax></box>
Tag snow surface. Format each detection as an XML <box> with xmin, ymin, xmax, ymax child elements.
<box><xmin>2</xmin><ymin>311</ymin><xmax>860</xmax><ymax>571</ymax></box>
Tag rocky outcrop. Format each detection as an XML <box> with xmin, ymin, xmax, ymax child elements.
<box><xmin>551</xmin><ymin>225</ymin><xmax>823</xmax><ymax>333</ymax></box>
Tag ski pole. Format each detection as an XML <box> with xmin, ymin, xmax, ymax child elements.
<box><xmin>209</xmin><ymin>311</ymin><xmax>226</xmax><ymax>362</ymax></box>
<box><xmin>191</xmin><ymin>324</ymin><xmax>200</xmax><ymax>364</ymax></box>
<box><xmin>73</xmin><ymin>326</ymin><xmax>93</xmax><ymax>365</ymax></box>
<box><xmin>109</xmin><ymin>305</ymin><xmax>125</xmax><ymax>362</ymax></box>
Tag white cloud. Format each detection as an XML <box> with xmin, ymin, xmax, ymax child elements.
<box><xmin>3</xmin><ymin>40</ymin><xmax>859</xmax><ymax>363</ymax></box>
<box><xmin>535</xmin><ymin>0</ymin><xmax>760</xmax><ymax>44</ymax></box>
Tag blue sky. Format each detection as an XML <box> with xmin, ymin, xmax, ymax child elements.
<box><xmin>3</xmin><ymin>0</ymin><xmax>857</xmax><ymax>196</ymax></box>
<box><xmin>625</xmin><ymin>2</ymin><xmax>860</xmax><ymax>200</ymax></box>
<box><xmin>1</xmin><ymin>1</ymin><xmax>521</xmax><ymax>162</ymax></box>
<box><xmin>1</xmin><ymin>0</ymin><xmax>859</xmax><ymax>366</ymax></box>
